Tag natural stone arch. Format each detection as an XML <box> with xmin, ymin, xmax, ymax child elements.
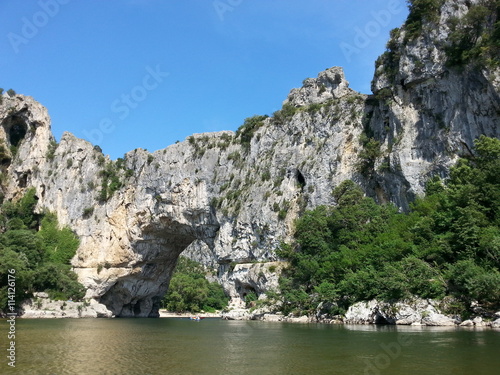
<box><xmin>97</xmin><ymin>212</ymin><xmax>220</xmax><ymax>318</ymax></box>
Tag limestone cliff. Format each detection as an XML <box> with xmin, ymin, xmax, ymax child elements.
<box><xmin>0</xmin><ymin>0</ymin><xmax>498</xmax><ymax>317</ymax></box>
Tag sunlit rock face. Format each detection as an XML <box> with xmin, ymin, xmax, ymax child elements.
<box><xmin>1</xmin><ymin>0</ymin><xmax>499</xmax><ymax>315</ymax></box>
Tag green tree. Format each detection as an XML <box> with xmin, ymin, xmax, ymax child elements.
<box><xmin>277</xmin><ymin>138</ymin><xmax>500</xmax><ymax>316</ymax></box>
<box><xmin>37</xmin><ymin>213</ymin><xmax>79</xmax><ymax>264</ymax></box>
<box><xmin>0</xmin><ymin>189</ymin><xmax>85</xmax><ymax>312</ymax></box>
<box><xmin>162</xmin><ymin>257</ymin><xmax>228</xmax><ymax>312</ymax></box>
<box><xmin>236</xmin><ymin>115</ymin><xmax>268</xmax><ymax>152</ymax></box>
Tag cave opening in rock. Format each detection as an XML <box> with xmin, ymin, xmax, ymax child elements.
<box><xmin>239</xmin><ymin>284</ymin><xmax>258</xmax><ymax>307</ymax></box>
<box><xmin>6</xmin><ymin>115</ymin><xmax>28</xmax><ymax>147</ymax></box>
<box><xmin>296</xmin><ymin>169</ymin><xmax>306</xmax><ymax>189</ymax></box>
<box><xmin>375</xmin><ymin>314</ymin><xmax>390</xmax><ymax>325</ymax></box>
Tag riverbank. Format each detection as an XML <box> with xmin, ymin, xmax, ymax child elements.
<box><xmin>16</xmin><ymin>293</ymin><xmax>113</xmax><ymax>318</ymax></box>
<box><xmin>9</xmin><ymin>294</ymin><xmax>500</xmax><ymax>329</ymax></box>
<box><xmin>159</xmin><ymin>310</ymin><xmax>221</xmax><ymax>318</ymax></box>
<box><xmin>221</xmin><ymin>298</ymin><xmax>500</xmax><ymax>329</ymax></box>
<box><xmin>223</xmin><ymin>310</ymin><xmax>500</xmax><ymax>328</ymax></box>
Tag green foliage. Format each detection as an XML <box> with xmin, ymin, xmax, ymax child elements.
<box><xmin>1</xmin><ymin>188</ymin><xmax>40</xmax><ymax>230</ymax></box>
<box><xmin>98</xmin><ymin>162</ymin><xmax>122</xmax><ymax>201</ymax></box>
<box><xmin>31</xmin><ymin>263</ymin><xmax>85</xmax><ymax>301</ymax></box>
<box><xmin>357</xmin><ymin>136</ymin><xmax>382</xmax><ymax>175</ymax></box>
<box><xmin>375</xmin><ymin>87</ymin><xmax>393</xmax><ymax>102</ymax></box>
<box><xmin>97</xmin><ymin>154</ymin><xmax>105</xmax><ymax>166</ymax></box>
<box><xmin>445</xmin><ymin>0</ymin><xmax>500</xmax><ymax>68</ymax></box>
<box><xmin>0</xmin><ymin>190</ymin><xmax>84</xmax><ymax>312</ymax></box>
<box><xmin>162</xmin><ymin>257</ymin><xmax>228</xmax><ymax>313</ymax></box>
<box><xmin>37</xmin><ymin>213</ymin><xmax>80</xmax><ymax>264</ymax></box>
<box><xmin>273</xmin><ymin>103</ymin><xmax>299</xmax><ymax>124</ymax></box>
<box><xmin>306</xmin><ymin>102</ymin><xmax>323</xmax><ymax>114</ymax></box>
<box><xmin>447</xmin><ymin>260</ymin><xmax>500</xmax><ymax>304</ymax></box>
<box><xmin>404</xmin><ymin>0</ymin><xmax>444</xmax><ymax>42</ymax></box>
<box><xmin>261</xmin><ymin>169</ymin><xmax>271</xmax><ymax>182</ymax></box>
<box><xmin>115</xmin><ymin>157</ymin><xmax>126</xmax><ymax>169</ymax></box>
<box><xmin>46</xmin><ymin>140</ymin><xmax>58</xmax><ymax>161</ymax></box>
<box><xmin>82</xmin><ymin>207</ymin><xmax>94</xmax><ymax>218</ymax></box>
<box><xmin>0</xmin><ymin>141</ymin><xmax>10</xmax><ymax>165</ymax></box>
<box><xmin>187</xmin><ymin>136</ymin><xmax>208</xmax><ymax>158</ymax></box>
<box><xmin>227</xmin><ymin>151</ymin><xmax>241</xmax><ymax>162</ymax></box>
<box><xmin>374</xmin><ymin>28</ymin><xmax>402</xmax><ymax>83</ymax></box>
<box><xmin>236</xmin><ymin>115</ymin><xmax>268</xmax><ymax>152</ymax></box>
<box><xmin>7</xmin><ymin>89</ymin><xmax>16</xmax><ymax>97</ymax></box>
<box><xmin>277</xmin><ymin>137</ymin><xmax>500</xmax><ymax>316</ymax></box>
<box><xmin>278</xmin><ymin>210</ymin><xmax>287</xmax><ymax>221</ymax></box>
<box><xmin>244</xmin><ymin>290</ymin><xmax>258</xmax><ymax>307</ymax></box>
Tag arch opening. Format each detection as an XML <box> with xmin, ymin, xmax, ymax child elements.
<box><xmin>97</xmin><ymin>216</ymin><xmax>220</xmax><ymax>318</ymax></box>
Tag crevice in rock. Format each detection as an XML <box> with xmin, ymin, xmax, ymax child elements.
<box><xmin>296</xmin><ymin>169</ymin><xmax>306</xmax><ymax>189</ymax></box>
<box><xmin>3</xmin><ymin>114</ymin><xmax>28</xmax><ymax>147</ymax></box>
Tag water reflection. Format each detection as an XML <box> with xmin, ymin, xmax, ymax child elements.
<box><xmin>3</xmin><ymin>319</ymin><xmax>499</xmax><ymax>375</ymax></box>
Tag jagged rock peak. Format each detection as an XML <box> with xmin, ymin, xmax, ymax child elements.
<box><xmin>283</xmin><ymin>66</ymin><xmax>355</xmax><ymax>107</ymax></box>
<box><xmin>372</xmin><ymin>0</ymin><xmax>499</xmax><ymax>93</ymax></box>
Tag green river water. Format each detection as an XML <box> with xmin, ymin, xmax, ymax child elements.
<box><xmin>1</xmin><ymin>318</ymin><xmax>499</xmax><ymax>374</ymax></box>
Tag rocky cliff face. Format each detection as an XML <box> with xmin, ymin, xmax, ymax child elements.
<box><xmin>1</xmin><ymin>0</ymin><xmax>499</xmax><ymax>317</ymax></box>
<box><xmin>367</xmin><ymin>0</ymin><xmax>500</xmax><ymax>206</ymax></box>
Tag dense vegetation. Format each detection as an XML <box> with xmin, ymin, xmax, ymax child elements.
<box><xmin>445</xmin><ymin>0</ymin><xmax>500</xmax><ymax>68</ymax></box>
<box><xmin>404</xmin><ymin>0</ymin><xmax>444</xmax><ymax>42</ymax></box>
<box><xmin>375</xmin><ymin>0</ymin><xmax>499</xmax><ymax>86</ymax></box>
<box><xmin>276</xmin><ymin>136</ymin><xmax>500</xmax><ymax>317</ymax></box>
<box><xmin>162</xmin><ymin>257</ymin><xmax>228</xmax><ymax>313</ymax></box>
<box><xmin>0</xmin><ymin>188</ymin><xmax>85</xmax><ymax>313</ymax></box>
<box><xmin>235</xmin><ymin>115</ymin><xmax>268</xmax><ymax>152</ymax></box>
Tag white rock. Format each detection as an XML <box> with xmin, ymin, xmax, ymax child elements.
<box><xmin>262</xmin><ymin>314</ymin><xmax>283</xmax><ymax>322</ymax></box>
<box><xmin>287</xmin><ymin>315</ymin><xmax>310</xmax><ymax>323</ymax></box>
<box><xmin>473</xmin><ymin>317</ymin><xmax>484</xmax><ymax>327</ymax></box>
<box><xmin>33</xmin><ymin>292</ymin><xmax>49</xmax><ymax>299</ymax></box>
<box><xmin>345</xmin><ymin>300</ymin><xmax>381</xmax><ymax>324</ymax></box>
<box><xmin>421</xmin><ymin>312</ymin><xmax>456</xmax><ymax>326</ymax></box>
<box><xmin>222</xmin><ymin>309</ymin><xmax>251</xmax><ymax>320</ymax></box>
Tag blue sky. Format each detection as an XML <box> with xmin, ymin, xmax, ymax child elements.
<box><xmin>1</xmin><ymin>0</ymin><xmax>408</xmax><ymax>159</ymax></box>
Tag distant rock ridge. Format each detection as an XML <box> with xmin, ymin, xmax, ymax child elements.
<box><xmin>0</xmin><ymin>0</ymin><xmax>499</xmax><ymax>317</ymax></box>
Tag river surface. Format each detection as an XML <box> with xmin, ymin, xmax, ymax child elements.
<box><xmin>1</xmin><ymin>318</ymin><xmax>499</xmax><ymax>374</ymax></box>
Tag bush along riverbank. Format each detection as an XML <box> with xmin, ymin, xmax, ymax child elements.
<box><xmin>222</xmin><ymin>298</ymin><xmax>500</xmax><ymax>328</ymax></box>
<box><xmin>0</xmin><ymin>188</ymin><xmax>89</xmax><ymax>317</ymax></box>
<box><xmin>225</xmin><ymin>137</ymin><xmax>500</xmax><ymax>328</ymax></box>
